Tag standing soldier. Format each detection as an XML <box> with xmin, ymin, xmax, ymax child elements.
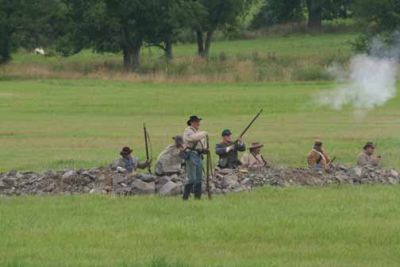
<box><xmin>155</xmin><ymin>136</ymin><xmax>186</xmax><ymax>176</ymax></box>
<box><xmin>307</xmin><ymin>139</ymin><xmax>331</xmax><ymax>170</ymax></box>
<box><xmin>240</xmin><ymin>142</ymin><xmax>267</xmax><ymax>169</ymax></box>
<box><xmin>357</xmin><ymin>142</ymin><xmax>381</xmax><ymax>167</ymax></box>
<box><xmin>182</xmin><ymin>115</ymin><xmax>208</xmax><ymax>200</ymax></box>
<box><xmin>215</xmin><ymin>129</ymin><xmax>246</xmax><ymax>169</ymax></box>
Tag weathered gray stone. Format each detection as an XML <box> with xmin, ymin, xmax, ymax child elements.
<box><xmin>62</xmin><ymin>170</ymin><xmax>76</xmax><ymax>180</ymax></box>
<box><xmin>139</xmin><ymin>174</ymin><xmax>156</xmax><ymax>183</ymax></box>
<box><xmin>131</xmin><ymin>180</ymin><xmax>155</xmax><ymax>194</ymax></box>
<box><xmin>159</xmin><ymin>181</ymin><xmax>181</xmax><ymax>196</ymax></box>
<box><xmin>2</xmin><ymin>178</ymin><xmax>17</xmax><ymax>187</ymax></box>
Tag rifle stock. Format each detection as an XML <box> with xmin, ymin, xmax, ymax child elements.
<box><xmin>143</xmin><ymin>123</ymin><xmax>152</xmax><ymax>174</ymax></box>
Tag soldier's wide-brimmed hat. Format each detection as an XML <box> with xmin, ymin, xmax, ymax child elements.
<box><xmin>314</xmin><ymin>139</ymin><xmax>323</xmax><ymax>146</ymax></box>
<box><xmin>187</xmin><ymin>115</ymin><xmax>202</xmax><ymax>126</ymax></box>
<box><xmin>249</xmin><ymin>142</ymin><xmax>263</xmax><ymax>150</ymax></box>
<box><xmin>363</xmin><ymin>142</ymin><xmax>375</xmax><ymax>150</ymax></box>
<box><xmin>173</xmin><ymin>135</ymin><xmax>184</xmax><ymax>145</ymax></box>
<box><xmin>120</xmin><ymin>146</ymin><xmax>133</xmax><ymax>156</ymax></box>
<box><xmin>221</xmin><ymin>129</ymin><xmax>232</xmax><ymax>136</ymax></box>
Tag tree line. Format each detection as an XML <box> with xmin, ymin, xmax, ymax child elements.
<box><xmin>0</xmin><ymin>0</ymin><xmax>399</xmax><ymax>70</ymax></box>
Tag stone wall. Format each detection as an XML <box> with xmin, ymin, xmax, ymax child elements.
<box><xmin>0</xmin><ymin>166</ymin><xmax>399</xmax><ymax>196</ymax></box>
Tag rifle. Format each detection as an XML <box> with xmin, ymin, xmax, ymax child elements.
<box><xmin>143</xmin><ymin>123</ymin><xmax>152</xmax><ymax>174</ymax></box>
<box><xmin>235</xmin><ymin>109</ymin><xmax>263</xmax><ymax>143</ymax></box>
<box><xmin>205</xmin><ymin>135</ymin><xmax>212</xmax><ymax>200</ymax></box>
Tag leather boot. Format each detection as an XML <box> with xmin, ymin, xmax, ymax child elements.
<box><xmin>194</xmin><ymin>183</ymin><xmax>202</xmax><ymax>200</ymax></box>
<box><xmin>182</xmin><ymin>183</ymin><xmax>193</xmax><ymax>200</ymax></box>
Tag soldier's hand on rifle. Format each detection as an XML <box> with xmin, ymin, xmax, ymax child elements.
<box><xmin>226</xmin><ymin>145</ymin><xmax>235</xmax><ymax>152</ymax></box>
<box><xmin>237</xmin><ymin>137</ymin><xmax>243</xmax><ymax>144</ymax></box>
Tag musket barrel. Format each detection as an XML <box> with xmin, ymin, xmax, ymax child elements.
<box><xmin>237</xmin><ymin>109</ymin><xmax>263</xmax><ymax>140</ymax></box>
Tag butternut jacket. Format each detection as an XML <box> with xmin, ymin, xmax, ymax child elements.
<box><xmin>240</xmin><ymin>152</ymin><xmax>266</xmax><ymax>169</ymax></box>
<box><xmin>357</xmin><ymin>151</ymin><xmax>380</xmax><ymax>167</ymax></box>
<box><xmin>307</xmin><ymin>149</ymin><xmax>330</xmax><ymax>170</ymax></box>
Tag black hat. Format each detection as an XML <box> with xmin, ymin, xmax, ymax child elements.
<box><xmin>363</xmin><ymin>142</ymin><xmax>375</xmax><ymax>150</ymax></box>
<box><xmin>120</xmin><ymin>146</ymin><xmax>133</xmax><ymax>156</ymax></box>
<box><xmin>187</xmin><ymin>115</ymin><xmax>202</xmax><ymax>126</ymax></box>
<box><xmin>221</xmin><ymin>129</ymin><xmax>232</xmax><ymax>136</ymax></box>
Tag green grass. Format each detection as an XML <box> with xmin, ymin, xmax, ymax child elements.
<box><xmin>0</xmin><ymin>33</ymin><xmax>356</xmax><ymax>82</ymax></box>
<box><xmin>0</xmin><ymin>79</ymin><xmax>399</xmax><ymax>172</ymax></box>
<box><xmin>1</xmin><ymin>186</ymin><xmax>400</xmax><ymax>266</ymax></box>
<box><xmin>12</xmin><ymin>33</ymin><xmax>355</xmax><ymax>64</ymax></box>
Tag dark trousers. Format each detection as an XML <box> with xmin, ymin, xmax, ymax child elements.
<box><xmin>183</xmin><ymin>152</ymin><xmax>203</xmax><ymax>200</ymax></box>
<box><xmin>183</xmin><ymin>183</ymin><xmax>202</xmax><ymax>200</ymax></box>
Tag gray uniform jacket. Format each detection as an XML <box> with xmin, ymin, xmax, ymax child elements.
<box><xmin>215</xmin><ymin>141</ymin><xmax>246</xmax><ymax>169</ymax></box>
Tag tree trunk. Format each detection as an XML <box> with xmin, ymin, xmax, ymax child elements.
<box><xmin>0</xmin><ymin>28</ymin><xmax>11</xmax><ymax>64</ymax></box>
<box><xmin>306</xmin><ymin>0</ymin><xmax>322</xmax><ymax>30</ymax></box>
<box><xmin>165</xmin><ymin>38</ymin><xmax>173</xmax><ymax>61</ymax></box>
<box><xmin>122</xmin><ymin>46</ymin><xmax>131</xmax><ymax>70</ymax></box>
<box><xmin>122</xmin><ymin>42</ymin><xmax>142</xmax><ymax>71</ymax></box>
<box><xmin>196</xmin><ymin>30</ymin><xmax>205</xmax><ymax>57</ymax></box>
<box><xmin>204</xmin><ymin>31</ymin><xmax>213</xmax><ymax>57</ymax></box>
<box><xmin>131</xmin><ymin>43</ymin><xmax>141</xmax><ymax>71</ymax></box>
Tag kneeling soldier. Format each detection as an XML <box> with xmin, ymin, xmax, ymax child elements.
<box><xmin>115</xmin><ymin>146</ymin><xmax>151</xmax><ymax>173</ymax></box>
<box><xmin>241</xmin><ymin>142</ymin><xmax>267</xmax><ymax>169</ymax></box>
<box><xmin>307</xmin><ymin>139</ymin><xmax>331</xmax><ymax>170</ymax></box>
<box><xmin>357</xmin><ymin>142</ymin><xmax>381</xmax><ymax>167</ymax></box>
<box><xmin>215</xmin><ymin>129</ymin><xmax>246</xmax><ymax>169</ymax></box>
<box><xmin>155</xmin><ymin>136</ymin><xmax>186</xmax><ymax>176</ymax></box>
<box><xmin>182</xmin><ymin>115</ymin><xmax>208</xmax><ymax>200</ymax></box>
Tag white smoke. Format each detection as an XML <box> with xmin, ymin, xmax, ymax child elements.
<box><xmin>318</xmin><ymin>35</ymin><xmax>399</xmax><ymax>119</ymax></box>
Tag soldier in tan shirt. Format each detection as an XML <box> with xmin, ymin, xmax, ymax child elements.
<box><xmin>182</xmin><ymin>115</ymin><xmax>208</xmax><ymax>200</ymax></box>
<box><xmin>240</xmin><ymin>142</ymin><xmax>267</xmax><ymax>169</ymax></box>
<box><xmin>357</xmin><ymin>142</ymin><xmax>381</xmax><ymax>167</ymax></box>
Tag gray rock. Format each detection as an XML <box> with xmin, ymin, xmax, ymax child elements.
<box><xmin>390</xmin><ymin>170</ymin><xmax>399</xmax><ymax>178</ymax></box>
<box><xmin>159</xmin><ymin>181</ymin><xmax>181</xmax><ymax>196</ymax></box>
<box><xmin>0</xmin><ymin>180</ymin><xmax>7</xmax><ymax>190</ymax></box>
<box><xmin>131</xmin><ymin>180</ymin><xmax>155</xmax><ymax>194</ymax></box>
<box><xmin>139</xmin><ymin>174</ymin><xmax>156</xmax><ymax>183</ymax></box>
<box><xmin>62</xmin><ymin>170</ymin><xmax>76</xmax><ymax>180</ymax></box>
<box><xmin>2</xmin><ymin>178</ymin><xmax>17</xmax><ymax>187</ymax></box>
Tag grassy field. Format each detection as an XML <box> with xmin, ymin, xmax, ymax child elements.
<box><xmin>0</xmin><ymin>79</ymin><xmax>399</xmax><ymax>172</ymax></box>
<box><xmin>1</xmin><ymin>33</ymin><xmax>356</xmax><ymax>82</ymax></box>
<box><xmin>1</xmin><ymin>32</ymin><xmax>399</xmax><ymax>267</ymax></box>
<box><xmin>1</xmin><ymin>186</ymin><xmax>400</xmax><ymax>266</ymax></box>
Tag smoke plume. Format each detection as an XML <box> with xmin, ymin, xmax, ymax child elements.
<box><xmin>318</xmin><ymin>34</ymin><xmax>399</xmax><ymax>119</ymax></box>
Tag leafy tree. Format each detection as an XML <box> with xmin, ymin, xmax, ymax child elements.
<box><xmin>306</xmin><ymin>0</ymin><xmax>352</xmax><ymax>29</ymax></box>
<box><xmin>352</xmin><ymin>0</ymin><xmax>400</xmax><ymax>51</ymax></box>
<box><xmin>144</xmin><ymin>0</ymin><xmax>202</xmax><ymax>61</ymax></box>
<box><xmin>60</xmin><ymin>0</ymin><xmax>200</xmax><ymax>70</ymax></box>
<box><xmin>353</xmin><ymin>0</ymin><xmax>400</xmax><ymax>33</ymax></box>
<box><xmin>0</xmin><ymin>0</ymin><xmax>67</xmax><ymax>64</ymax></box>
<box><xmin>250</xmin><ymin>0</ymin><xmax>304</xmax><ymax>29</ymax></box>
<box><xmin>251</xmin><ymin>0</ymin><xmax>352</xmax><ymax>30</ymax></box>
<box><xmin>194</xmin><ymin>0</ymin><xmax>254</xmax><ymax>57</ymax></box>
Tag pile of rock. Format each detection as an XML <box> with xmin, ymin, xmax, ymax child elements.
<box><xmin>0</xmin><ymin>166</ymin><xmax>399</xmax><ymax>196</ymax></box>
